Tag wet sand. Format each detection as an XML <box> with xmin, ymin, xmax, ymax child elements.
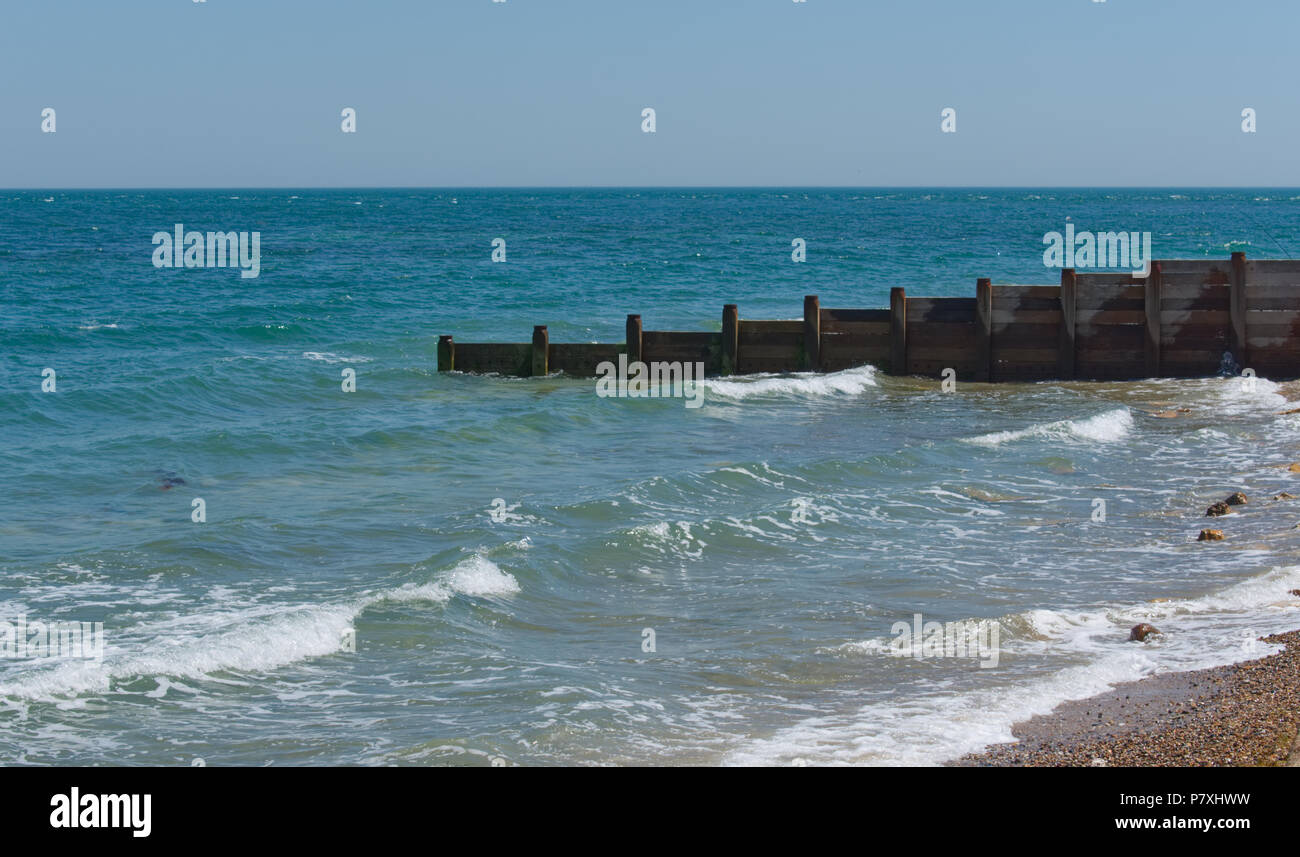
<box><xmin>955</xmin><ymin>629</ymin><xmax>1300</xmax><ymax>766</ymax></box>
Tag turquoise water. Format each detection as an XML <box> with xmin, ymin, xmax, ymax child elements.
<box><xmin>4</xmin><ymin>189</ymin><xmax>1300</xmax><ymax>765</ymax></box>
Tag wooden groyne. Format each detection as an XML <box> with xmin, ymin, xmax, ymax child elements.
<box><xmin>437</xmin><ymin>253</ymin><xmax>1300</xmax><ymax>381</ymax></box>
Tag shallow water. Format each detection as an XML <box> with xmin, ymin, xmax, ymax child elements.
<box><xmin>3</xmin><ymin>189</ymin><xmax>1300</xmax><ymax>765</ymax></box>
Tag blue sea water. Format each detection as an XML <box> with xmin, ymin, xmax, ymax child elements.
<box><xmin>4</xmin><ymin>188</ymin><xmax>1300</xmax><ymax>765</ymax></box>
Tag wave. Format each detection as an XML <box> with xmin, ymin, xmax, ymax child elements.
<box><xmin>731</xmin><ymin>565</ymin><xmax>1300</xmax><ymax>766</ymax></box>
<box><xmin>965</xmin><ymin>407</ymin><xmax>1133</xmax><ymax>447</ymax></box>
<box><xmin>0</xmin><ymin>555</ymin><xmax>519</xmax><ymax>703</ymax></box>
<box><xmin>301</xmin><ymin>351</ymin><xmax>373</xmax><ymax>364</ymax></box>
<box><xmin>700</xmin><ymin>365</ymin><xmax>877</xmax><ymax>402</ymax></box>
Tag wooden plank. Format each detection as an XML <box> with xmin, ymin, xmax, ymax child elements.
<box><xmin>803</xmin><ymin>295</ymin><xmax>820</xmax><ymax>371</ymax></box>
<box><xmin>1159</xmin><ymin>259</ymin><xmax>1232</xmax><ymax>276</ymax></box>
<box><xmin>1244</xmin><ymin>295</ymin><xmax>1300</xmax><ymax>311</ymax></box>
<box><xmin>531</xmin><ymin>326</ymin><xmax>549</xmax><ymax>377</ymax></box>
<box><xmin>626</xmin><ymin>314</ymin><xmax>642</xmax><ymax>364</ymax></box>
<box><xmin>992</xmin><ymin>348</ymin><xmax>1060</xmax><ymax>363</ymax></box>
<box><xmin>822</xmin><ymin>308</ymin><xmax>890</xmax><ymax>323</ymax></box>
<box><xmin>1246</xmin><ymin>309</ymin><xmax>1300</xmax><ymax>325</ymax></box>
<box><xmin>548</xmin><ymin>343</ymin><xmax>623</xmax><ymax>377</ymax></box>
<box><xmin>1078</xmin><ymin>325</ymin><xmax>1146</xmax><ymax>346</ymax></box>
<box><xmin>1162</xmin><ymin>270</ymin><xmax>1231</xmax><ymax>288</ymax></box>
<box><xmin>1247</xmin><ymin>331</ymin><xmax>1300</xmax><ymax>349</ymax></box>
<box><xmin>644</xmin><ymin>331</ymin><xmax>718</xmax><ymax>346</ymax></box>
<box><xmin>437</xmin><ymin>335</ymin><xmax>454</xmax><ymax>372</ymax></box>
<box><xmin>907</xmin><ymin>322</ymin><xmax>977</xmax><ymax>350</ymax></box>
<box><xmin>1244</xmin><ymin>284</ymin><xmax>1300</xmax><ymax>300</ymax></box>
<box><xmin>1246</xmin><ymin>259</ymin><xmax>1300</xmax><ymax>274</ymax></box>
<box><xmin>890</xmin><ymin>287</ymin><xmax>906</xmax><ymax>375</ymax></box>
<box><xmin>1059</xmin><ymin>268</ymin><xmax>1076</xmax><ymax>379</ymax></box>
<box><xmin>975</xmin><ymin>278</ymin><xmax>992</xmax><ymax>382</ymax></box>
<box><xmin>738</xmin><ymin>320</ymin><xmax>803</xmax><ymax>336</ymax></box>
<box><xmin>1076</xmin><ymin>310</ymin><xmax>1146</xmax><ymax>326</ymax></box>
<box><xmin>992</xmin><ymin>322</ymin><xmax>1061</xmax><ymax>347</ymax></box>
<box><xmin>1075</xmin><ymin>273</ymin><xmax>1144</xmax><ymax>289</ymax></box>
<box><xmin>908</xmin><ymin>356</ymin><xmax>980</xmax><ymax>378</ymax></box>
<box><xmin>1075</xmin><ymin>287</ymin><xmax>1146</xmax><ymax>310</ymax></box>
<box><xmin>454</xmin><ymin>342</ymin><xmax>531</xmax><ymax>376</ymax></box>
<box><xmin>1078</xmin><ymin>351</ymin><xmax>1146</xmax><ymax>365</ymax></box>
<box><xmin>1231</xmin><ymin>252</ymin><xmax>1248</xmax><ymax>367</ymax></box>
<box><xmin>820</xmin><ymin>349</ymin><xmax>889</xmax><ymax>372</ymax></box>
<box><xmin>992</xmin><ymin>309</ymin><xmax>1061</xmax><ymax>325</ymax></box>
<box><xmin>1159</xmin><ymin>324</ymin><xmax>1230</xmax><ymax>347</ymax></box>
<box><xmin>1161</xmin><ymin>280</ymin><xmax>1230</xmax><ymax>300</ymax></box>
<box><xmin>1161</xmin><ymin>349</ymin><xmax>1226</xmax><ymax>365</ymax></box>
<box><xmin>642</xmin><ymin>331</ymin><xmax>720</xmax><ymax>366</ymax></box>
<box><xmin>1243</xmin><ymin>272</ymin><xmax>1300</xmax><ymax>287</ymax></box>
<box><xmin>743</xmin><ymin>358</ymin><xmax>800</xmax><ymax>374</ymax></box>
<box><xmin>907</xmin><ymin>297</ymin><xmax>976</xmax><ymax>323</ymax></box>
<box><xmin>1247</xmin><ymin>323</ymin><xmax>1300</xmax><ymax>340</ymax></box>
<box><xmin>992</xmin><ymin>285</ymin><xmax>1061</xmax><ymax>299</ymax></box>
<box><xmin>1161</xmin><ymin>297</ymin><xmax>1230</xmax><ymax>312</ymax></box>
<box><xmin>823</xmin><ymin>320</ymin><xmax>891</xmax><ymax>336</ymax></box>
<box><xmin>738</xmin><ymin>344</ymin><xmax>803</xmax><ymax>360</ymax></box>
<box><xmin>1145</xmin><ymin>262</ymin><xmax>1161</xmax><ymax>376</ymax></box>
<box><xmin>993</xmin><ymin>367</ymin><xmax>1059</xmax><ymax>381</ymax></box>
<box><xmin>721</xmin><ymin>305</ymin><xmax>737</xmax><ymax>374</ymax></box>
<box><xmin>1160</xmin><ymin>310</ymin><xmax>1230</xmax><ymax>326</ymax></box>
<box><xmin>821</xmin><ymin>342</ymin><xmax>890</xmax><ymax>359</ymax></box>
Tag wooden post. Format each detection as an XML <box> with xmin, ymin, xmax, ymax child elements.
<box><xmin>1058</xmin><ymin>268</ymin><xmax>1077</xmax><ymax>379</ymax></box>
<box><xmin>721</xmin><ymin>304</ymin><xmax>739</xmax><ymax>375</ymax></box>
<box><xmin>437</xmin><ymin>335</ymin><xmax>454</xmax><ymax>372</ymax></box>
<box><xmin>1144</xmin><ymin>262</ymin><xmax>1162</xmax><ymax>377</ymax></box>
<box><xmin>975</xmin><ymin>278</ymin><xmax>992</xmax><ymax>382</ymax></box>
<box><xmin>531</xmin><ymin>325</ymin><xmax>548</xmax><ymax>377</ymax></box>
<box><xmin>889</xmin><ymin>287</ymin><xmax>907</xmax><ymax>375</ymax></box>
<box><xmin>625</xmin><ymin>314</ymin><xmax>642</xmax><ymax>365</ymax></box>
<box><xmin>1230</xmin><ymin>251</ymin><xmax>1248</xmax><ymax>369</ymax></box>
<box><xmin>803</xmin><ymin>295</ymin><xmax>820</xmax><ymax>371</ymax></box>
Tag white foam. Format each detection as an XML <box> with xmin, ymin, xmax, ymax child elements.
<box><xmin>700</xmin><ymin>366</ymin><xmax>877</xmax><ymax>402</ymax></box>
<box><xmin>0</xmin><ymin>555</ymin><xmax>520</xmax><ymax>702</ymax></box>
<box><xmin>301</xmin><ymin>351</ymin><xmax>373</xmax><ymax>364</ymax></box>
<box><xmin>1211</xmin><ymin>375</ymin><xmax>1287</xmax><ymax>414</ymax></box>
<box><xmin>445</xmin><ymin>555</ymin><xmax>521</xmax><ymax>597</ymax></box>
<box><xmin>733</xmin><ymin>564</ymin><xmax>1300</xmax><ymax>766</ymax></box>
<box><xmin>966</xmin><ymin>408</ymin><xmax>1133</xmax><ymax>447</ymax></box>
<box><xmin>0</xmin><ymin>602</ymin><xmax>360</xmax><ymax>702</ymax></box>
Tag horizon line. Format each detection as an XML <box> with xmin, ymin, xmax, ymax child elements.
<box><xmin>5</xmin><ymin>185</ymin><xmax>1300</xmax><ymax>192</ymax></box>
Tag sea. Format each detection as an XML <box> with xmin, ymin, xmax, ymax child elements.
<box><xmin>3</xmin><ymin>188</ymin><xmax>1300</xmax><ymax>766</ymax></box>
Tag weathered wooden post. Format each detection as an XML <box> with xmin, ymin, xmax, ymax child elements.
<box><xmin>975</xmin><ymin>278</ymin><xmax>992</xmax><ymax>382</ymax></box>
<box><xmin>803</xmin><ymin>295</ymin><xmax>820</xmax><ymax>371</ymax></box>
<box><xmin>889</xmin><ymin>287</ymin><xmax>907</xmax><ymax>375</ymax></box>
<box><xmin>1231</xmin><ymin>251</ymin><xmax>1248</xmax><ymax>369</ymax></box>
<box><xmin>437</xmin><ymin>335</ymin><xmax>454</xmax><ymax>372</ymax></box>
<box><xmin>531</xmin><ymin>325</ymin><xmax>548</xmax><ymax>377</ymax></box>
<box><xmin>1144</xmin><ymin>262</ymin><xmax>1162</xmax><ymax>377</ymax></box>
<box><xmin>721</xmin><ymin>304</ymin><xmax>739</xmax><ymax>375</ymax></box>
<box><xmin>1058</xmin><ymin>268</ymin><xmax>1077</xmax><ymax>379</ymax></box>
<box><xmin>626</xmin><ymin>314</ymin><xmax>642</xmax><ymax>365</ymax></box>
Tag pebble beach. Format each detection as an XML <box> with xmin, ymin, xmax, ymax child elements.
<box><xmin>959</xmin><ymin>630</ymin><xmax>1300</xmax><ymax>766</ymax></box>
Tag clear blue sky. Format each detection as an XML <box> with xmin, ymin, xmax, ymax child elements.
<box><xmin>1</xmin><ymin>0</ymin><xmax>1295</xmax><ymax>187</ymax></box>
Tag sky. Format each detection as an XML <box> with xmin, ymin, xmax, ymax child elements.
<box><xmin>0</xmin><ymin>0</ymin><xmax>1296</xmax><ymax>188</ymax></box>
